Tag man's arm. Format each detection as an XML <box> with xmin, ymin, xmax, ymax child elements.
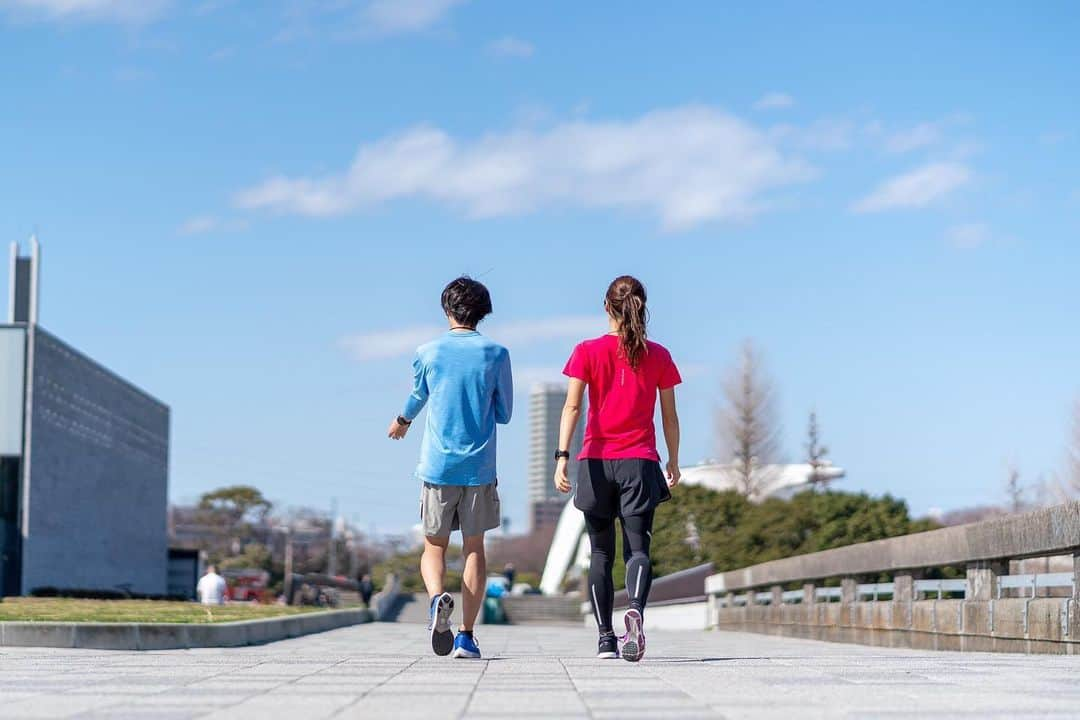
<box><xmin>494</xmin><ymin>350</ymin><xmax>513</xmax><ymax>425</ymax></box>
<box><xmin>389</xmin><ymin>353</ymin><xmax>428</xmax><ymax>440</ymax></box>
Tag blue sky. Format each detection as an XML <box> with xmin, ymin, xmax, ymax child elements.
<box><xmin>1</xmin><ymin>0</ymin><xmax>1078</xmax><ymax>533</ymax></box>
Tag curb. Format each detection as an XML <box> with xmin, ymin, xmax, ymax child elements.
<box><xmin>0</xmin><ymin>608</ymin><xmax>373</xmax><ymax>651</ymax></box>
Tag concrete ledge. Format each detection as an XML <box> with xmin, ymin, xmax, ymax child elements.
<box><xmin>715</xmin><ymin>597</ymin><xmax>1080</xmax><ymax>646</ymax></box>
<box><xmin>1</xmin><ymin>622</ymin><xmax>76</xmax><ymax>648</ymax></box>
<box><xmin>0</xmin><ymin>608</ymin><xmax>373</xmax><ymax>651</ymax></box>
<box><xmin>707</xmin><ymin>501</ymin><xmax>1080</xmax><ymax>593</ymax></box>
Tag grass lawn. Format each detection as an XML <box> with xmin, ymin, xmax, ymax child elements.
<box><xmin>0</xmin><ymin>598</ymin><xmax>328</xmax><ymax>624</ymax></box>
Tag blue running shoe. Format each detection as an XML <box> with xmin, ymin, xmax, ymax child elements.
<box><xmin>428</xmin><ymin>592</ymin><xmax>455</xmax><ymax>656</ymax></box>
<box><xmin>451</xmin><ymin>631</ymin><xmax>481</xmax><ymax>659</ymax></box>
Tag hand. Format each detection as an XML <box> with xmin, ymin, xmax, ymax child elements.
<box><xmin>387</xmin><ymin>417</ymin><xmax>410</xmax><ymax>440</ymax></box>
<box><xmin>665</xmin><ymin>459</ymin><xmax>681</xmax><ymax>488</ymax></box>
<box><xmin>553</xmin><ymin>459</ymin><xmax>572</xmax><ymax>494</ymax></box>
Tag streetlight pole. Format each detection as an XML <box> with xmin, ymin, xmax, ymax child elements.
<box><xmin>282</xmin><ymin>527</ymin><xmax>294</xmax><ymax>605</ymax></box>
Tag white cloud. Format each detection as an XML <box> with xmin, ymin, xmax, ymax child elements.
<box><xmin>364</xmin><ymin>0</ymin><xmax>465</xmax><ymax>34</ymax></box>
<box><xmin>885</xmin><ymin>122</ymin><xmax>943</xmax><ymax>153</ymax></box>
<box><xmin>945</xmin><ymin>222</ymin><xmax>989</xmax><ymax>249</ymax></box>
<box><xmin>340</xmin><ymin>315</ymin><xmax>604</xmax><ymax>361</ymax></box>
<box><xmin>488</xmin><ymin>35</ymin><xmax>533</xmax><ymax>58</ymax></box>
<box><xmin>235</xmin><ymin>106</ymin><xmax>815</xmax><ymax>231</ymax></box>
<box><xmin>177</xmin><ymin>215</ymin><xmax>248</xmax><ymax>236</ymax></box>
<box><xmin>852</xmin><ymin>162</ymin><xmax>971</xmax><ymax>213</ymax></box>
<box><xmin>754</xmin><ymin>92</ymin><xmax>794</xmax><ymax>110</ymax></box>
<box><xmin>1</xmin><ymin>0</ymin><xmax>170</xmax><ymax>23</ymax></box>
<box><xmin>770</xmin><ymin>118</ymin><xmax>854</xmax><ymax>152</ymax></box>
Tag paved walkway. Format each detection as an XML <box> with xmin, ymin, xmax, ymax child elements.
<box><xmin>2</xmin><ymin>623</ymin><xmax>1080</xmax><ymax>719</ymax></box>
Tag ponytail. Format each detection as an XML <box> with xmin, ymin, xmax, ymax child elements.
<box><xmin>605</xmin><ymin>276</ymin><xmax>648</xmax><ymax>369</ymax></box>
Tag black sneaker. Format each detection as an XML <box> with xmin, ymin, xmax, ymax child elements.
<box><xmin>597</xmin><ymin>633</ymin><xmax>619</xmax><ymax>659</ymax></box>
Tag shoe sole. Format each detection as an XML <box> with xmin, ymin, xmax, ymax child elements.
<box><xmin>620</xmin><ymin>609</ymin><xmax>645</xmax><ymax>663</ymax></box>
<box><xmin>430</xmin><ymin>593</ymin><xmax>454</xmax><ymax>657</ymax></box>
<box><xmin>451</xmin><ymin>647</ymin><xmax>481</xmax><ymax>659</ymax></box>
<box><xmin>596</xmin><ymin>651</ymin><xmax>618</xmax><ymax>659</ymax></box>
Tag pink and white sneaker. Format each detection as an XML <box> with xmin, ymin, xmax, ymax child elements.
<box><xmin>618</xmin><ymin>608</ymin><xmax>645</xmax><ymax>662</ymax></box>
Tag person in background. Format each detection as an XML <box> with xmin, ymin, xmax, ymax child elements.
<box><xmin>359</xmin><ymin>574</ymin><xmax>375</xmax><ymax>608</ymax></box>
<box><xmin>554</xmin><ymin>275</ymin><xmax>682</xmax><ymax>662</ymax></box>
<box><xmin>387</xmin><ymin>276</ymin><xmax>513</xmax><ymax>660</ymax></box>
<box><xmin>502</xmin><ymin>563</ymin><xmax>516</xmax><ymax>588</ymax></box>
<box><xmin>197</xmin><ymin>565</ymin><xmax>227</xmax><ymax>606</ymax></box>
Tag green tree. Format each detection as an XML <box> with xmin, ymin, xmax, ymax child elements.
<box><xmin>198</xmin><ymin>485</ymin><xmax>273</xmax><ymax>525</ymax></box>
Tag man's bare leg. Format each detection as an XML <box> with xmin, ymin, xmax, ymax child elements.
<box><xmin>460</xmin><ymin>534</ymin><xmax>486</xmax><ymax>631</ymax></box>
<box><xmin>421</xmin><ymin>535</ymin><xmax>449</xmax><ymax>598</ymax></box>
<box><xmin>422</xmin><ymin>534</ymin><xmax>455</xmax><ymax>656</ymax></box>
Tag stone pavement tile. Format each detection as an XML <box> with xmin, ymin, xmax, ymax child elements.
<box><xmin>467</xmin><ymin>690</ymin><xmax>586</xmax><ymax>716</ymax></box>
<box><xmin>467</xmin><ymin>714</ymin><xmax>589</xmax><ymax>720</ymax></box>
<box><xmin>64</xmin><ymin>684</ymin><xmax>177</xmax><ymax>695</ymax></box>
<box><xmin>197</xmin><ymin>693</ymin><xmax>357</xmax><ymax>720</ymax></box>
<box><xmin>592</xmin><ymin>710</ymin><xmax>722</xmax><ymax>720</ymax></box>
<box><xmin>337</xmin><ymin>695</ymin><xmax>469</xmax><ymax>720</ymax></box>
<box><xmin>185</xmin><ymin>679</ymin><xmax>285</xmax><ymax>690</ymax></box>
<box><xmin>0</xmin><ymin>693</ymin><xmax>41</xmax><ymax>703</ymax></box>
<box><xmin>71</xmin><ymin>708</ymin><xmax>205</xmax><ymax>720</ymax></box>
<box><xmin>0</xmin><ymin>694</ymin><xmax>142</xmax><ymax>719</ymax></box>
<box><xmin>122</xmin><ymin>695</ymin><xmax>245</xmax><ymax>709</ymax></box>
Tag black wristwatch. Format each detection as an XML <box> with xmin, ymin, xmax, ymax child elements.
<box><xmin>554</xmin><ymin>450</ymin><xmax>570</xmax><ymax>461</ymax></box>
<box><xmin>396</xmin><ymin>415</ymin><xmax>412</xmax><ymax>427</ymax></box>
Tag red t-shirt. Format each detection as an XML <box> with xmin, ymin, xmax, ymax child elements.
<box><xmin>562</xmin><ymin>335</ymin><xmax>682</xmax><ymax>461</ymax></box>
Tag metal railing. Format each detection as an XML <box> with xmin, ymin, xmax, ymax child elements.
<box><xmin>856</xmin><ymin>582</ymin><xmax>894</xmax><ymax>600</ymax></box>
<box><xmin>996</xmin><ymin>572</ymin><xmax>1074</xmax><ymax>599</ymax></box>
<box><xmin>914</xmin><ymin>578</ymin><xmax>967</xmax><ymax>599</ymax></box>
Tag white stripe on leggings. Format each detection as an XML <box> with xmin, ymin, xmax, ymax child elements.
<box><xmin>591</xmin><ymin>584</ymin><xmax>603</xmax><ymax>628</ymax></box>
<box><xmin>633</xmin><ymin>564</ymin><xmax>644</xmax><ymax>599</ymax></box>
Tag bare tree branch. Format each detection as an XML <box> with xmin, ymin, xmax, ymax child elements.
<box><xmin>717</xmin><ymin>339</ymin><xmax>782</xmax><ymax>497</ymax></box>
<box><xmin>1004</xmin><ymin>460</ymin><xmax>1025</xmax><ymax>514</ymax></box>
<box><xmin>1069</xmin><ymin>398</ymin><xmax>1080</xmax><ymax>496</ymax></box>
<box><xmin>805</xmin><ymin>409</ymin><xmax>830</xmax><ymax>490</ymax></box>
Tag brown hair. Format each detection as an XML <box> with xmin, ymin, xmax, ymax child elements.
<box><xmin>605</xmin><ymin>275</ymin><xmax>648</xmax><ymax>369</ymax></box>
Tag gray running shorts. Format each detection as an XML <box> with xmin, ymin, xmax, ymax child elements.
<box><xmin>420</xmin><ymin>481</ymin><xmax>501</xmax><ymax>538</ymax></box>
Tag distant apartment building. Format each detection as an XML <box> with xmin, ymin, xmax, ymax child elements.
<box><xmin>0</xmin><ymin>240</ymin><xmax>170</xmax><ymax>596</ymax></box>
<box><xmin>527</xmin><ymin>383</ymin><xmax>583</xmax><ymax>532</ymax></box>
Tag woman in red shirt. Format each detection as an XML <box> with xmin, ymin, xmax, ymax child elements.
<box><xmin>554</xmin><ymin>275</ymin><xmax>682</xmax><ymax>662</ymax></box>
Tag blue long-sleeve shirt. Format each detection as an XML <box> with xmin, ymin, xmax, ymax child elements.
<box><xmin>402</xmin><ymin>330</ymin><xmax>513</xmax><ymax>485</ymax></box>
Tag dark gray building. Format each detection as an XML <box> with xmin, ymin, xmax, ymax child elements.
<box><xmin>0</xmin><ymin>240</ymin><xmax>170</xmax><ymax>596</ymax></box>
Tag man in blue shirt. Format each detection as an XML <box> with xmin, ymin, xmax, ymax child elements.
<box><xmin>387</xmin><ymin>277</ymin><xmax>512</xmax><ymax>659</ymax></box>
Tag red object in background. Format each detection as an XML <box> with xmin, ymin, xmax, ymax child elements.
<box><xmin>222</xmin><ymin>568</ymin><xmax>270</xmax><ymax>602</ymax></box>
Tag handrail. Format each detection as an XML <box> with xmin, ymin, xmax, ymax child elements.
<box><xmin>914</xmin><ymin>578</ymin><xmax>966</xmax><ymax>599</ymax></box>
<box><xmin>706</xmin><ymin>501</ymin><xmax>1080</xmax><ymax>594</ymax></box>
<box><xmin>996</xmin><ymin>572</ymin><xmax>1074</xmax><ymax>599</ymax></box>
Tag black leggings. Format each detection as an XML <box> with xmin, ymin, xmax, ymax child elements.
<box><xmin>585</xmin><ymin>510</ymin><xmax>654</xmax><ymax>636</ymax></box>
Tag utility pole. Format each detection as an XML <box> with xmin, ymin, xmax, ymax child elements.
<box><xmin>327</xmin><ymin>497</ymin><xmax>338</xmax><ymax>577</ymax></box>
<box><xmin>283</xmin><ymin>527</ymin><xmax>294</xmax><ymax>605</ymax></box>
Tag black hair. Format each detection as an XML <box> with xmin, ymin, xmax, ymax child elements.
<box><xmin>605</xmin><ymin>275</ymin><xmax>648</xmax><ymax>369</ymax></box>
<box><xmin>441</xmin><ymin>276</ymin><xmax>493</xmax><ymax>328</ymax></box>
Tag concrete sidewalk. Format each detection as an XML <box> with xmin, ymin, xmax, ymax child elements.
<box><xmin>2</xmin><ymin>622</ymin><xmax>1080</xmax><ymax>719</ymax></box>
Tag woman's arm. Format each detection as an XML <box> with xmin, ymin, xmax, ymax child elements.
<box><xmin>553</xmin><ymin>378</ymin><xmax>586</xmax><ymax>494</ymax></box>
<box><xmin>659</xmin><ymin>387</ymin><xmax>681</xmax><ymax>487</ymax></box>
